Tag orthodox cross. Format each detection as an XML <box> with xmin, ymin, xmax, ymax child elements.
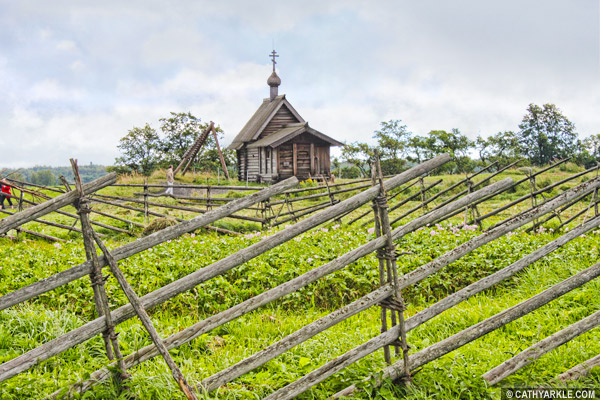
<box><xmin>270</xmin><ymin>50</ymin><xmax>279</xmax><ymax>72</ymax></box>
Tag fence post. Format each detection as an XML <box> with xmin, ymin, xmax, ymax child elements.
<box><xmin>69</xmin><ymin>159</ymin><xmax>130</xmax><ymax>386</ymax></box>
<box><xmin>419</xmin><ymin>176</ymin><xmax>428</xmax><ymax>214</ymax></box>
<box><xmin>372</xmin><ymin>151</ymin><xmax>411</xmax><ymax>381</ymax></box>
<box><xmin>369</xmin><ymin>162</ymin><xmax>392</xmax><ymax>364</ymax></box>
<box><xmin>143</xmin><ymin>179</ymin><xmax>149</xmax><ymax>225</ymax></box>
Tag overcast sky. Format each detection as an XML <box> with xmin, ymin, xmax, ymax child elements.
<box><xmin>1</xmin><ymin>0</ymin><xmax>598</xmax><ymax>168</ymax></box>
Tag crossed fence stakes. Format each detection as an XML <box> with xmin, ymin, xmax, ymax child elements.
<box><xmin>0</xmin><ymin>154</ymin><xmax>599</xmax><ymax>398</ymax></box>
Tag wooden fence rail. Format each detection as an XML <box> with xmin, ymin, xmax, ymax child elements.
<box><xmin>0</xmin><ymin>155</ymin><xmax>450</xmax><ymax>387</ymax></box>
<box><xmin>3</xmin><ymin>154</ymin><xmax>598</xmax><ymax>399</ymax></box>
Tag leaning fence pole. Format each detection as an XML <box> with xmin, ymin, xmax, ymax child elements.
<box><xmin>476</xmin><ymin>164</ymin><xmax>599</xmax><ymax>224</ymax></box>
<box><xmin>0</xmin><ymin>177</ymin><xmax>300</xmax><ymax>312</ymax></box>
<box><xmin>332</xmin><ymin>259</ymin><xmax>600</xmax><ymax>398</ymax></box>
<box><xmin>92</xmin><ymin>231</ymin><xmax>198</xmax><ymax>399</ymax></box>
<box><xmin>70</xmin><ymin>160</ymin><xmax>129</xmax><ymax>384</ymax></box>
<box><xmin>0</xmin><ymin>173</ymin><xmax>116</xmax><ymax>234</ymax></box>
<box><xmin>199</xmin><ymin>285</ymin><xmax>394</xmax><ymax>393</ymax></box>
<box><xmin>0</xmin><ymin>156</ymin><xmax>450</xmax><ymax>385</ymax></box>
<box><xmin>403</xmin><ymin>215</ymin><xmax>600</xmax><ymax>333</ymax></box>
<box><xmin>483</xmin><ymin>309</ymin><xmax>600</xmax><ymax>385</ymax></box>
<box><xmin>554</xmin><ymin>353</ymin><xmax>600</xmax><ymax>383</ymax></box>
<box><xmin>65</xmin><ymin>175</ymin><xmax>511</xmax><ymax>396</ymax></box>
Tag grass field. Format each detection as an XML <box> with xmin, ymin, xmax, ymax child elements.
<box><xmin>1</xmin><ymin>164</ymin><xmax>599</xmax><ymax>399</ymax></box>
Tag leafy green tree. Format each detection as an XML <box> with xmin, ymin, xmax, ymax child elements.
<box><xmin>115</xmin><ymin>124</ymin><xmax>161</xmax><ymax>175</ymax></box>
<box><xmin>583</xmin><ymin>134</ymin><xmax>600</xmax><ymax>160</ymax></box>
<box><xmin>517</xmin><ymin>103</ymin><xmax>577</xmax><ymax>165</ymax></box>
<box><xmin>372</xmin><ymin>120</ymin><xmax>411</xmax><ymax>174</ymax></box>
<box><xmin>574</xmin><ymin>134</ymin><xmax>600</xmax><ymax>168</ymax></box>
<box><xmin>158</xmin><ymin>112</ymin><xmax>235</xmax><ymax>174</ymax></box>
<box><xmin>159</xmin><ymin>112</ymin><xmax>206</xmax><ymax>165</ymax></box>
<box><xmin>30</xmin><ymin>170</ymin><xmax>57</xmax><ymax>186</ymax></box>
<box><xmin>413</xmin><ymin>129</ymin><xmax>474</xmax><ymax>173</ymax></box>
<box><xmin>476</xmin><ymin>131</ymin><xmax>521</xmax><ymax>166</ymax></box>
<box><xmin>341</xmin><ymin>142</ymin><xmax>374</xmax><ymax>177</ymax></box>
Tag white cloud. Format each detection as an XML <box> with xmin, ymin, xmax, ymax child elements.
<box><xmin>0</xmin><ymin>0</ymin><xmax>598</xmax><ymax>169</ymax></box>
<box><xmin>56</xmin><ymin>40</ymin><xmax>77</xmax><ymax>51</ymax></box>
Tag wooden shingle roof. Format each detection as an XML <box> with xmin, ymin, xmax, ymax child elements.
<box><xmin>228</xmin><ymin>95</ymin><xmax>305</xmax><ymax>150</ymax></box>
<box><xmin>247</xmin><ymin>122</ymin><xmax>344</xmax><ymax>148</ymax></box>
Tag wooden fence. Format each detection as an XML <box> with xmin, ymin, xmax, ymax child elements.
<box><xmin>1</xmin><ymin>154</ymin><xmax>599</xmax><ymax>398</ymax></box>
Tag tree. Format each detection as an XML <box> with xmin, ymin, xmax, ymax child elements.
<box><xmin>159</xmin><ymin>112</ymin><xmax>235</xmax><ymax>174</ymax></box>
<box><xmin>476</xmin><ymin>131</ymin><xmax>521</xmax><ymax>166</ymax></box>
<box><xmin>115</xmin><ymin>124</ymin><xmax>160</xmax><ymax>175</ymax></box>
<box><xmin>517</xmin><ymin>103</ymin><xmax>577</xmax><ymax>165</ymax></box>
<box><xmin>341</xmin><ymin>142</ymin><xmax>374</xmax><ymax>177</ymax></box>
<box><xmin>372</xmin><ymin>120</ymin><xmax>411</xmax><ymax>174</ymax></box>
<box><xmin>574</xmin><ymin>134</ymin><xmax>600</xmax><ymax>168</ymax></box>
<box><xmin>159</xmin><ymin>112</ymin><xmax>206</xmax><ymax>166</ymax></box>
<box><xmin>414</xmin><ymin>129</ymin><xmax>474</xmax><ymax>173</ymax></box>
<box><xmin>30</xmin><ymin>170</ymin><xmax>57</xmax><ymax>186</ymax></box>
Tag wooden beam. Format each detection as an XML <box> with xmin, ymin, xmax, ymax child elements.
<box><xmin>3</xmin><ymin>156</ymin><xmax>450</xmax><ymax>386</ymax></box>
<box><xmin>212</xmin><ymin>124</ymin><xmax>230</xmax><ymax>180</ymax></box>
<box><xmin>0</xmin><ymin>172</ymin><xmax>116</xmax><ymax>235</ymax></box>
<box><xmin>293</xmin><ymin>143</ymin><xmax>297</xmax><ymax>177</ymax></box>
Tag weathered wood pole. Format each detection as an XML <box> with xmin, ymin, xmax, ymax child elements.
<box><xmin>554</xmin><ymin>353</ymin><xmax>600</xmax><ymax>383</ymax></box>
<box><xmin>404</xmin><ymin>215</ymin><xmax>600</xmax><ymax>333</ymax></box>
<box><xmin>63</xmin><ymin>172</ymin><xmax>510</xmax><ymax>396</ymax></box>
<box><xmin>483</xmin><ymin>308</ymin><xmax>600</xmax><ymax>385</ymax></box>
<box><xmin>347</xmin><ymin>179</ymin><xmax>418</xmax><ymax>226</ymax></box>
<box><xmin>69</xmin><ymin>160</ymin><xmax>128</xmax><ymax>382</ymax></box>
<box><xmin>0</xmin><ymin>177</ymin><xmax>299</xmax><ymax>313</ymax></box>
<box><xmin>477</xmin><ymin>164</ymin><xmax>599</xmax><ymax>224</ymax></box>
<box><xmin>395</xmin><ymin>177</ymin><xmax>600</xmax><ymax>292</ymax></box>
<box><xmin>92</xmin><ymin>231</ymin><xmax>198</xmax><ymax>399</ymax></box>
<box><xmin>199</xmin><ymin>285</ymin><xmax>394</xmax><ymax>393</ymax></box>
<box><xmin>370</xmin><ymin>164</ymin><xmax>391</xmax><ymax>364</ymax></box>
<box><xmin>212</xmin><ymin>124</ymin><xmax>230</xmax><ymax>180</ymax></box>
<box><xmin>0</xmin><ymin>172</ymin><xmax>116</xmax><ymax>234</ymax></box>
<box><xmin>332</xmin><ymin>259</ymin><xmax>600</xmax><ymax>398</ymax></box>
<box><xmin>374</xmin><ymin>153</ymin><xmax>410</xmax><ymax>376</ymax></box>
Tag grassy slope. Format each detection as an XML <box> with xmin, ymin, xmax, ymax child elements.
<box><xmin>1</xmin><ymin>165</ymin><xmax>599</xmax><ymax>399</ymax></box>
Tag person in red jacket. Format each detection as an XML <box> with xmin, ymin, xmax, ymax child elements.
<box><xmin>0</xmin><ymin>180</ymin><xmax>13</xmax><ymax>209</ymax></box>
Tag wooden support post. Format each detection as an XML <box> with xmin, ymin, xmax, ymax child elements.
<box><xmin>69</xmin><ymin>159</ymin><xmax>129</xmax><ymax>385</ymax></box>
<box><xmin>211</xmin><ymin>124</ymin><xmax>230</xmax><ymax>180</ymax></box>
<box><xmin>206</xmin><ymin>185</ymin><xmax>211</xmax><ymax>211</ymax></box>
<box><xmin>0</xmin><ymin>172</ymin><xmax>116</xmax><ymax>235</ymax></box>
<box><xmin>373</xmin><ymin>153</ymin><xmax>410</xmax><ymax>378</ymax></box>
<box><xmin>143</xmin><ymin>180</ymin><xmax>149</xmax><ymax>225</ymax></box>
<box><xmin>331</xmin><ymin>259</ymin><xmax>600</xmax><ymax>399</ymax></box>
<box><xmin>91</xmin><ymin>231</ymin><xmax>198</xmax><ymax>399</ymax></box>
<box><xmin>369</xmin><ymin>164</ymin><xmax>391</xmax><ymax>364</ymax></box>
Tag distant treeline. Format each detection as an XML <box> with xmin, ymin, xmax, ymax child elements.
<box><xmin>1</xmin><ymin>164</ymin><xmax>109</xmax><ymax>186</ymax></box>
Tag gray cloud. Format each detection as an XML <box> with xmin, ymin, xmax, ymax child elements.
<box><xmin>0</xmin><ymin>0</ymin><xmax>598</xmax><ymax>168</ymax></box>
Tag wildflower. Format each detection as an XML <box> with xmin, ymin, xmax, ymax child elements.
<box><xmin>53</xmin><ymin>243</ymin><xmax>62</xmax><ymax>249</ymax></box>
<box><xmin>307</xmin><ymin>257</ymin><xmax>314</xmax><ymax>263</ymax></box>
<box><xmin>332</xmin><ymin>224</ymin><xmax>340</xmax><ymax>230</ymax></box>
<box><xmin>367</xmin><ymin>227</ymin><xmax>375</xmax><ymax>234</ymax></box>
<box><xmin>430</xmin><ymin>230</ymin><xmax>437</xmax><ymax>236</ymax></box>
<box><xmin>294</xmin><ymin>237</ymin><xmax>302</xmax><ymax>242</ymax></box>
<box><xmin>191</xmin><ymin>233</ymin><xmax>196</xmax><ymax>238</ymax></box>
<box><xmin>192</xmin><ymin>240</ymin><xmax>198</xmax><ymax>244</ymax></box>
<box><xmin>321</xmin><ymin>228</ymin><xmax>329</xmax><ymax>233</ymax></box>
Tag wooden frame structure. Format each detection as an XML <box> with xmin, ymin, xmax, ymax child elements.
<box><xmin>1</xmin><ymin>155</ymin><xmax>600</xmax><ymax>398</ymax></box>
